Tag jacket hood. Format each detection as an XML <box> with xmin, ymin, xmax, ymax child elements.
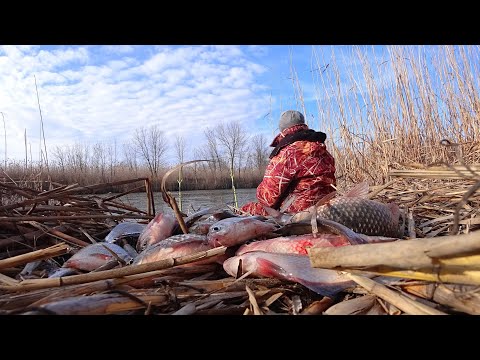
<box><xmin>270</xmin><ymin>124</ymin><xmax>309</xmax><ymax>147</ymax></box>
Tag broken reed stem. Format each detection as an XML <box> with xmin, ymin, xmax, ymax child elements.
<box><xmin>348</xmin><ymin>266</ymin><xmax>480</xmax><ymax>286</ymax></box>
<box><xmin>160</xmin><ymin>160</ymin><xmax>211</xmax><ymax>234</ymax></box>
<box><xmin>346</xmin><ymin>273</ymin><xmax>447</xmax><ymax>315</ymax></box>
<box><xmin>0</xmin><ymin>243</ymin><xmax>70</xmax><ymax>270</ymax></box>
<box><xmin>44</xmin><ymin>228</ymin><xmax>91</xmax><ymax>247</ymax></box>
<box><xmin>402</xmin><ymin>283</ymin><xmax>480</xmax><ymax>315</ymax></box>
<box><xmin>451</xmin><ymin>180</ymin><xmax>480</xmax><ymax>235</ymax></box>
<box><xmin>0</xmin><ymin>246</ymin><xmax>227</xmax><ymax>292</ymax></box>
<box><xmin>309</xmin><ymin>230</ymin><xmax>480</xmax><ymax>270</ymax></box>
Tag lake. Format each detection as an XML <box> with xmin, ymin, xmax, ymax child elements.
<box><xmin>120</xmin><ymin>188</ymin><xmax>258</xmax><ymax>215</ymax></box>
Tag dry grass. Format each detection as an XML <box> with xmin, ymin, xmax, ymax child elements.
<box><xmin>1</xmin><ymin>45</ymin><xmax>480</xmax><ymax>315</ymax></box>
<box><xmin>311</xmin><ymin>45</ymin><xmax>480</xmax><ymax>187</ymax></box>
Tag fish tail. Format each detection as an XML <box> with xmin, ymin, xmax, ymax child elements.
<box><xmin>344</xmin><ymin>182</ymin><xmax>369</xmax><ymax>198</ymax></box>
<box><xmin>316</xmin><ymin>217</ymin><xmax>368</xmax><ymax>245</ymax></box>
<box><xmin>293</xmin><ymin>278</ymin><xmax>354</xmax><ymax>297</ymax></box>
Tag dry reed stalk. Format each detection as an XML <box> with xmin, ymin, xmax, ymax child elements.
<box><xmin>31</xmin><ymin>224</ymin><xmax>90</xmax><ymax>247</ymax></box>
<box><xmin>0</xmin><ymin>214</ymin><xmax>151</xmax><ymax>222</ymax></box>
<box><xmin>309</xmin><ymin>230</ymin><xmax>480</xmax><ymax>270</ymax></box>
<box><xmin>300</xmin><ymin>297</ymin><xmax>334</xmax><ymax>315</ymax></box>
<box><xmin>177</xmin><ymin>278</ymin><xmax>283</xmax><ymax>293</ymax></box>
<box><xmin>196</xmin><ymin>306</ymin><xmax>247</xmax><ymax>315</ymax></box>
<box><xmin>186</xmin><ymin>291</ymin><xmax>247</xmax><ymax>310</ymax></box>
<box><xmin>23</xmin><ymin>291</ymin><xmax>169</xmax><ymax>315</ymax></box>
<box><xmin>389</xmin><ymin>169</ymin><xmax>480</xmax><ymax>180</ymax></box>
<box><xmin>345</xmin><ymin>273</ymin><xmax>447</xmax><ymax>315</ymax></box>
<box><xmin>0</xmin><ymin>243</ymin><xmax>70</xmax><ymax>270</ymax></box>
<box><xmin>407</xmin><ymin>210</ymin><xmax>416</xmax><ymax>238</ymax></box>
<box><xmin>402</xmin><ymin>283</ymin><xmax>480</xmax><ymax>315</ymax></box>
<box><xmin>0</xmin><ymin>225</ymin><xmax>69</xmax><ymax>249</ymax></box>
<box><xmin>22</xmin><ymin>279</ymin><xmax>118</xmax><ymax>309</ymax></box>
<box><xmin>172</xmin><ymin>303</ymin><xmax>197</xmax><ymax>315</ymax></box>
<box><xmin>323</xmin><ymin>294</ymin><xmax>377</xmax><ymax>315</ymax></box>
<box><xmin>0</xmin><ymin>266</ymin><xmax>214</xmax><ymax>310</ymax></box>
<box><xmin>160</xmin><ymin>161</ymin><xmax>211</xmax><ymax>233</ymax></box>
<box><xmin>245</xmin><ymin>285</ymin><xmax>263</xmax><ymax>315</ymax></box>
<box><xmin>0</xmin><ymin>273</ymin><xmax>19</xmax><ymax>286</ymax></box>
<box><xmin>348</xmin><ymin>267</ymin><xmax>480</xmax><ymax>286</ymax></box>
<box><xmin>0</xmin><ymin>246</ymin><xmax>227</xmax><ymax>292</ymax></box>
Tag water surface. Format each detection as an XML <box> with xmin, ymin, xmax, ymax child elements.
<box><xmin>120</xmin><ymin>188</ymin><xmax>257</xmax><ymax>215</ymax></box>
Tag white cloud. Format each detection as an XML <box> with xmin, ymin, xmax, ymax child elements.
<box><xmin>0</xmin><ymin>45</ymin><xmax>271</xmax><ymax>165</ymax></box>
<box><xmin>102</xmin><ymin>45</ymin><xmax>135</xmax><ymax>54</ymax></box>
<box><xmin>247</xmin><ymin>45</ymin><xmax>269</xmax><ymax>57</ymax></box>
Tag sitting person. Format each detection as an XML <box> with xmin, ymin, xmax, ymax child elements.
<box><xmin>240</xmin><ymin>110</ymin><xmax>336</xmax><ymax>216</ymax></box>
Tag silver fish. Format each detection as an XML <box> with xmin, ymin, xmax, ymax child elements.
<box><xmin>223</xmin><ymin>251</ymin><xmax>354</xmax><ymax>297</ymax></box>
<box><xmin>186</xmin><ymin>208</ymin><xmax>238</xmax><ymax>235</ymax></box>
<box><xmin>105</xmin><ymin>222</ymin><xmax>146</xmax><ymax>243</ymax></box>
<box><xmin>207</xmin><ymin>216</ymin><xmax>279</xmax><ymax>247</ymax></box>
<box><xmin>236</xmin><ymin>233</ymin><xmax>397</xmax><ymax>256</ymax></box>
<box><xmin>137</xmin><ymin>212</ymin><xmax>177</xmax><ymax>252</ymax></box>
<box><xmin>49</xmin><ymin>267</ymin><xmax>80</xmax><ymax>278</ymax></box>
<box><xmin>63</xmin><ymin>243</ymin><xmax>133</xmax><ymax>272</ymax></box>
<box><xmin>133</xmin><ymin>234</ymin><xmax>222</xmax><ymax>265</ymax></box>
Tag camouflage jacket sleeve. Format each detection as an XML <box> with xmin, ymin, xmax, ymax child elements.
<box><xmin>255</xmin><ymin>145</ymin><xmax>299</xmax><ymax>209</ymax></box>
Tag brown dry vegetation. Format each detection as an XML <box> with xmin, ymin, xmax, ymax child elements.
<box><xmin>312</xmin><ymin>45</ymin><xmax>480</xmax><ymax>186</ymax></box>
<box><xmin>1</xmin><ymin>45</ymin><xmax>480</xmax><ymax>315</ymax></box>
<box><xmin>3</xmin><ymin>46</ymin><xmax>480</xmax><ymax>193</ymax></box>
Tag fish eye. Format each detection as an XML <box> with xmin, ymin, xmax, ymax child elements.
<box><xmin>212</xmin><ymin>226</ymin><xmax>220</xmax><ymax>231</ymax></box>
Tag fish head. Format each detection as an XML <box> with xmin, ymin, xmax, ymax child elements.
<box><xmin>63</xmin><ymin>243</ymin><xmax>133</xmax><ymax>272</ymax></box>
<box><xmin>207</xmin><ymin>218</ymin><xmax>240</xmax><ymax>247</ymax></box>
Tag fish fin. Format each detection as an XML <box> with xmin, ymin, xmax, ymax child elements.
<box><xmin>279</xmin><ymin>195</ymin><xmax>296</xmax><ymax>213</ymax></box>
<box><xmin>344</xmin><ymin>182</ymin><xmax>369</xmax><ymax>198</ymax></box>
<box><xmin>314</xmin><ymin>191</ymin><xmax>337</xmax><ymax>207</ymax></box>
<box><xmin>262</xmin><ymin>206</ymin><xmax>282</xmax><ymax>217</ymax></box>
<box><xmin>316</xmin><ymin>217</ymin><xmax>368</xmax><ymax>245</ymax></box>
<box><xmin>387</xmin><ymin>203</ymin><xmax>402</xmax><ymax>237</ymax></box>
<box><xmin>388</xmin><ymin>203</ymin><xmax>400</xmax><ymax>222</ymax></box>
<box><xmin>262</xmin><ymin>206</ymin><xmax>293</xmax><ymax>225</ymax></box>
<box><xmin>255</xmin><ymin>257</ymin><xmax>290</xmax><ymax>280</ymax></box>
<box><xmin>294</xmin><ymin>278</ymin><xmax>354</xmax><ymax>297</ymax></box>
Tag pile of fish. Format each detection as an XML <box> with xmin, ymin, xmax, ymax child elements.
<box><xmin>3</xmin><ymin>163</ymin><xmax>480</xmax><ymax>315</ymax></box>
<box><xmin>45</xmin><ymin>182</ymin><xmax>402</xmax><ymax>299</ymax></box>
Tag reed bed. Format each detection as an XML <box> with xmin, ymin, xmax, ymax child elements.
<box><xmin>0</xmin><ymin>177</ymin><xmax>155</xmax><ymax>254</ymax></box>
<box><xmin>1</xmin><ymin>45</ymin><xmax>480</xmax><ymax>314</ymax></box>
<box><xmin>0</xmin><ymin>164</ymin><xmax>479</xmax><ymax>315</ymax></box>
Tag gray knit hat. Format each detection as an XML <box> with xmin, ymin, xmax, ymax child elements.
<box><xmin>279</xmin><ymin>110</ymin><xmax>305</xmax><ymax>132</ymax></box>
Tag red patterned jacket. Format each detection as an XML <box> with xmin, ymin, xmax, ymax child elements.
<box><xmin>241</xmin><ymin>124</ymin><xmax>336</xmax><ymax>216</ymax></box>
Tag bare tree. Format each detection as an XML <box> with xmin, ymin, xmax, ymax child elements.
<box><xmin>192</xmin><ymin>147</ymin><xmax>203</xmax><ymax>189</ymax></box>
<box><xmin>236</xmin><ymin>134</ymin><xmax>249</xmax><ymax>181</ymax></box>
<box><xmin>203</xmin><ymin>127</ymin><xmax>224</xmax><ymax>188</ymax></box>
<box><xmin>132</xmin><ymin>125</ymin><xmax>168</xmax><ymax>180</ymax></box>
<box><xmin>91</xmin><ymin>142</ymin><xmax>108</xmax><ymax>182</ymax></box>
<box><xmin>108</xmin><ymin>139</ymin><xmax>118</xmax><ymax>180</ymax></box>
<box><xmin>59</xmin><ymin>142</ymin><xmax>90</xmax><ymax>183</ymax></box>
<box><xmin>216</xmin><ymin>121</ymin><xmax>248</xmax><ymax>207</ymax></box>
<box><xmin>174</xmin><ymin>134</ymin><xmax>186</xmax><ymax>211</ymax></box>
<box><xmin>123</xmin><ymin>142</ymin><xmax>138</xmax><ymax>175</ymax></box>
<box><xmin>52</xmin><ymin>145</ymin><xmax>67</xmax><ymax>175</ymax></box>
<box><xmin>250</xmin><ymin>134</ymin><xmax>270</xmax><ymax>173</ymax></box>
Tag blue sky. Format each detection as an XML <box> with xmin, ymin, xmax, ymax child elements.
<box><xmin>0</xmin><ymin>45</ymin><xmax>475</xmax><ymax>166</ymax></box>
